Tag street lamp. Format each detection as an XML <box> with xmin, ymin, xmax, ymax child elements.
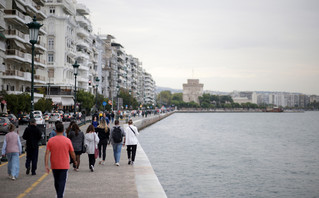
<box><xmin>95</xmin><ymin>77</ymin><xmax>100</xmax><ymax>111</ymax></box>
<box><xmin>73</xmin><ymin>61</ymin><xmax>80</xmax><ymax>115</ymax></box>
<box><xmin>27</xmin><ymin>16</ymin><xmax>42</xmax><ymax>118</ymax></box>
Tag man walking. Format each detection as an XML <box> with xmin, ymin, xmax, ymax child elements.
<box><xmin>22</xmin><ymin>118</ymin><xmax>42</xmax><ymax>175</ymax></box>
<box><xmin>110</xmin><ymin>120</ymin><xmax>125</xmax><ymax>166</ymax></box>
<box><xmin>45</xmin><ymin>122</ymin><xmax>76</xmax><ymax>198</ymax></box>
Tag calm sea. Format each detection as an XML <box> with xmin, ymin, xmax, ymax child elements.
<box><xmin>138</xmin><ymin>112</ymin><xmax>319</xmax><ymax>198</ymax></box>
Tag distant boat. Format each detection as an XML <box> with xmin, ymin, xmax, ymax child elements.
<box><xmin>262</xmin><ymin>107</ymin><xmax>284</xmax><ymax>112</ymax></box>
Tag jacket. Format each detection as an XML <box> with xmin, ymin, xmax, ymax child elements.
<box><xmin>84</xmin><ymin>132</ymin><xmax>99</xmax><ymax>154</ymax></box>
<box><xmin>125</xmin><ymin>125</ymin><xmax>139</xmax><ymax>145</ymax></box>
<box><xmin>22</xmin><ymin>125</ymin><xmax>42</xmax><ymax>150</ymax></box>
<box><xmin>68</xmin><ymin>130</ymin><xmax>84</xmax><ymax>152</ymax></box>
<box><xmin>95</xmin><ymin>127</ymin><xmax>110</xmax><ymax>144</ymax></box>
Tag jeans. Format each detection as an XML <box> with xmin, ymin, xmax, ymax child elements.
<box><xmin>52</xmin><ymin>169</ymin><xmax>68</xmax><ymax>198</ymax></box>
<box><xmin>98</xmin><ymin>142</ymin><xmax>107</xmax><ymax>161</ymax></box>
<box><xmin>112</xmin><ymin>143</ymin><xmax>122</xmax><ymax>163</ymax></box>
<box><xmin>7</xmin><ymin>152</ymin><xmax>20</xmax><ymax>178</ymax></box>
<box><xmin>127</xmin><ymin>145</ymin><xmax>137</xmax><ymax>162</ymax></box>
<box><xmin>25</xmin><ymin>148</ymin><xmax>39</xmax><ymax>174</ymax></box>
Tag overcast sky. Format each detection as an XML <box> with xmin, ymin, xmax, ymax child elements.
<box><xmin>77</xmin><ymin>0</ymin><xmax>319</xmax><ymax>95</ymax></box>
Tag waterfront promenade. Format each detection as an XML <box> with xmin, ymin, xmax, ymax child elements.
<box><xmin>0</xmin><ymin>114</ymin><xmax>170</xmax><ymax>198</ymax></box>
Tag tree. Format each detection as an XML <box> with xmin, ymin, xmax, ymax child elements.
<box><xmin>4</xmin><ymin>93</ymin><xmax>31</xmax><ymax>114</ymax></box>
<box><xmin>156</xmin><ymin>91</ymin><xmax>172</xmax><ymax>107</ymax></box>
<box><xmin>77</xmin><ymin>90</ymin><xmax>94</xmax><ymax>113</ymax></box>
<box><xmin>34</xmin><ymin>98</ymin><xmax>53</xmax><ymax>113</ymax></box>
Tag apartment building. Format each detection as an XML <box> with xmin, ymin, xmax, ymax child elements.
<box><xmin>0</xmin><ymin>0</ymin><xmax>47</xmax><ymax>99</ymax></box>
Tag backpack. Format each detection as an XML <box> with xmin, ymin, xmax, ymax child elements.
<box><xmin>112</xmin><ymin>127</ymin><xmax>122</xmax><ymax>143</ymax></box>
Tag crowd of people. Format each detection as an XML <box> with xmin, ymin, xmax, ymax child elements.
<box><xmin>1</xmin><ymin>117</ymin><xmax>139</xmax><ymax>198</ymax></box>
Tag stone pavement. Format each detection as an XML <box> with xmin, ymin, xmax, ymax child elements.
<box><xmin>0</xmin><ymin>116</ymin><xmax>168</xmax><ymax>198</ymax></box>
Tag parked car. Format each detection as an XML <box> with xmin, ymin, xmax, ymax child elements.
<box><xmin>0</xmin><ymin>113</ymin><xmax>18</xmax><ymax>127</ymax></box>
<box><xmin>43</xmin><ymin>113</ymin><xmax>50</xmax><ymax>121</ymax></box>
<box><xmin>0</xmin><ymin>117</ymin><xmax>10</xmax><ymax>134</ymax></box>
<box><xmin>62</xmin><ymin>113</ymin><xmax>75</xmax><ymax>122</ymax></box>
<box><xmin>34</xmin><ymin>114</ymin><xmax>45</xmax><ymax>125</ymax></box>
<box><xmin>18</xmin><ymin>114</ymin><xmax>30</xmax><ymax>125</ymax></box>
<box><xmin>48</xmin><ymin>113</ymin><xmax>62</xmax><ymax>123</ymax></box>
<box><xmin>32</xmin><ymin>110</ymin><xmax>43</xmax><ymax>117</ymax></box>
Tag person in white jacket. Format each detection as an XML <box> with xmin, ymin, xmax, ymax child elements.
<box><xmin>124</xmin><ymin>119</ymin><xmax>139</xmax><ymax>165</ymax></box>
<box><xmin>84</xmin><ymin>125</ymin><xmax>99</xmax><ymax>172</ymax></box>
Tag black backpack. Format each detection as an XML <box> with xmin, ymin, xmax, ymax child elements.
<box><xmin>112</xmin><ymin>127</ymin><xmax>122</xmax><ymax>143</ymax></box>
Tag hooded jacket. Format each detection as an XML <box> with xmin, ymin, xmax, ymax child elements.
<box><xmin>84</xmin><ymin>132</ymin><xmax>99</xmax><ymax>154</ymax></box>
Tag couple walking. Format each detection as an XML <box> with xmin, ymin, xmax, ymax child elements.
<box><xmin>111</xmin><ymin>119</ymin><xmax>139</xmax><ymax>166</ymax></box>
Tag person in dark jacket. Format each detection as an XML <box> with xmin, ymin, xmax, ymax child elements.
<box><xmin>67</xmin><ymin>123</ymin><xmax>84</xmax><ymax>171</ymax></box>
<box><xmin>95</xmin><ymin>118</ymin><xmax>110</xmax><ymax>165</ymax></box>
<box><xmin>22</xmin><ymin>118</ymin><xmax>42</xmax><ymax>175</ymax></box>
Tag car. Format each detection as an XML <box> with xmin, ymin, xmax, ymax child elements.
<box><xmin>43</xmin><ymin>113</ymin><xmax>50</xmax><ymax>121</ymax></box>
<box><xmin>18</xmin><ymin>114</ymin><xmax>30</xmax><ymax>125</ymax></box>
<box><xmin>34</xmin><ymin>114</ymin><xmax>45</xmax><ymax>125</ymax></box>
<box><xmin>32</xmin><ymin>110</ymin><xmax>43</xmax><ymax>117</ymax></box>
<box><xmin>48</xmin><ymin>113</ymin><xmax>62</xmax><ymax>123</ymax></box>
<box><xmin>0</xmin><ymin>113</ymin><xmax>19</xmax><ymax>127</ymax></box>
<box><xmin>62</xmin><ymin>113</ymin><xmax>75</xmax><ymax>122</ymax></box>
<box><xmin>0</xmin><ymin>117</ymin><xmax>10</xmax><ymax>134</ymax></box>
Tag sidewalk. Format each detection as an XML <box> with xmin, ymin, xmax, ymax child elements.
<box><xmin>0</xmin><ymin>115</ymin><xmax>168</xmax><ymax>198</ymax></box>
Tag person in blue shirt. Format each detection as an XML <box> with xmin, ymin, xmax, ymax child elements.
<box><xmin>49</xmin><ymin>121</ymin><xmax>66</xmax><ymax>139</ymax></box>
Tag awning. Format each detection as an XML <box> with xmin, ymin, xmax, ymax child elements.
<box><xmin>61</xmin><ymin>98</ymin><xmax>74</xmax><ymax>106</ymax></box>
<box><xmin>13</xmin><ymin>40</ymin><xmax>26</xmax><ymax>50</ymax></box>
<box><xmin>14</xmin><ymin>1</ymin><xmax>26</xmax><ymax>13</ymax></box>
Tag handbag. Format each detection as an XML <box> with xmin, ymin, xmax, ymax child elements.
<box><xmin>94</xmin><ymin>133</ymin><xmax>99</xmax><ymax>159</ymax></box>
<box><xmin>82</xmin><ymin>144</ymin><xmax>86</xmax><ymax>153</ymax></box>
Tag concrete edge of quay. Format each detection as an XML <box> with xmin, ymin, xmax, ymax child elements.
<box><xmin>129</xmin><ymin>112</ymin><xmax>174</xmax><ymax>198</ymax></box>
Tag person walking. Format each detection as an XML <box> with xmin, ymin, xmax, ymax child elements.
<box><xmin>22</xmin><ymin>118</ymin><xmax>42</xmax><ymax>175</ymax></box>
<box><xmin>95</xmin><ymin>118</ymin><xmax>110</xmax><ymax>165</ymax></box>
<box><xmin>124</xmin><ymin>119</ymin><xmax>139</xmax><ymax>165</ymax></box>
<box><xmin>111</xmin><ymin>111</ymin><xmax>115</xmax><ymax>123</ymax></box>
<box><xmin>92</xmin><ymin>116</ymin><xmax>99</xmax><ymax>129</ymax></box>
<box><xmin>49</xmin><ymin>121</ymin><xmax>66</xmax><ymax>139</ymax></box>
<box><xmin>67</xmin><ymin>123</ymin><xmax>84</xmax><ymax>171</ymax></box>
<box><xmin>84</xmin><ymin>125</ymin><xmax>99</xmax><ymax>172</ymax></box>
<box><xmin>45</xmin><ymin>122</ymin><xmax>77</xmax><ymax>198</ymax></box>
<box><xmin>1</xmin><ymin>124</ymin><xmax>22</xmax><ymax>180</ymax></box>
<box><xmin>110</xmin><ymin>120</ymin><xmax>125</xmax><ymax>166</ymax></box>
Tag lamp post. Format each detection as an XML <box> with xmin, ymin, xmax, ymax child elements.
<box><xmin>95</xmin><ymin>77</ymin><xmax>100</xmax><ymax>112</ymax></box>
<box><xmin>27</xmin><ymin>16</ymin><xmax>42</xmax><ymax>118</ymax></box>
<box><xmin>73</xmin><ymin>61</ymin><xmax>80</xmax><ymax>115</ymax></box>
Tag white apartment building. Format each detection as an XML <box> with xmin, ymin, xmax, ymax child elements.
<box><xmin>0</xmin><ymin>0</ymin><xmax>47</xmax><ymax>99</ymax></box>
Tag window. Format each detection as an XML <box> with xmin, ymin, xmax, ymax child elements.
<box><xmin>49</xmin><ymin>6</ymin><xmax>55</xmax><ymax>14</ymax></box>
<box><xmin>48</xmin><ymin>38</ymin><xmax>54</xmax><ymax>50</ymax></box>
<box><xmin>48</xmin><ymin>53</ymin><xmax>54</xmax><ymax>63</ymax></box>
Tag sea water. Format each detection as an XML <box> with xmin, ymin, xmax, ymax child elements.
<box><xmin>138</xmin><ymin>112</ymin><xmax>319</xmax><ymax>198</ymax></box>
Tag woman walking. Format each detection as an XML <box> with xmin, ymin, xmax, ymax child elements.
<box><xmin>1</xmin><ymin>124</ymin><xmax>22</xmax><ymax>180</ymax></box>
<box><xmin>124</xmin><ymin>119</ymin><xmax>139</xmax><ymax>165</ymax></box>
<box><xmin>67</xmin><ymin>123</ymin><xmax>84</xmax><ymax>171</ymax></box>
<box><xmin>95</xmin><ymin>118</ymin><xmax>110</xmax><ymax>165</ymax></box>
<box><xmin>84</xmin><ymin>125</ymin><xmax>99</xmax><ymax>172</ymax></box>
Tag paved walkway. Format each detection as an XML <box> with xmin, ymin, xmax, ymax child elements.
<box><xmin>0</xmin><ymin>115</ymin><xmax>167</xmax><ymax>198</ymax></box>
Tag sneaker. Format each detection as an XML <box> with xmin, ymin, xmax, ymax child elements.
<box><xmin>102</xmin><ymin>161</ymin><xmax>105</xmax><ymax>165</ymax></box>
<box><xmin>26</xmin><ymin>168</ymin><xmax>30</xmax><ymax>175</ymax></box>
<box><xmin>99</xmin><ymin>160</ymin><xmax>102</xmax><ymax>165</ymax></box>
<box><xmin>11</xmin><ymin>176</ymin><xmax>16</xmax><ymax>180</ymax></box>
<box><xmin>32</xmin><ymin>172</ymin><xmax>36</xmax><ymax>175</ymax></box>
<box><xmin>115</xmin><ymin>163</ymin><xmax>120</xmax><ymax>166</ymax></box>
<box><xmin>90</xmin><ymin>165</ymin><xmax>94</xmax><ymax>172</ymax></box>
<box><xmin>8</xmin><ymin>175</ymin><xmax>12</xmax><ymax>179</ymax></box>
<box><xmin>128</xmin><ymin>160</ymin><xmax>131</xmax><ymax>165</ymax></box>
<box><xmin>131</xmin><ymin>161</ymin><xmax>134</xmax><ymax>165</ymax></box>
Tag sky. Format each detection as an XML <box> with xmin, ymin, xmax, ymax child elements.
<box><xmin>77</xmin><ymin>0</ymin><xmax>319</xmax><ymax>95</ymax></box>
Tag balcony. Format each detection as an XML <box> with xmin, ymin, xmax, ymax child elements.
<box><xmin>76</xmin><ymin>4</ymin><xmax>90</xmax><ymax>15</ymax></box>
<box><xmin>4</xmin><ymin>30</ymin><xmax>26</xmax><ymax>43</ymax></box>
<box><xmin>76</xmin><ymin>40</ymin><xmax>89</xmax><ymax>49</ymax></box>
<box><xmin>75</xmin><ymin>15</ymin><xmax>90</xmax><ymax>27</ymax></box>
<box><xmin>34</xmin><ymin>57</ymin><xmax>46</xmax><ymax>68</ymax></box>
<box><xmin>2</xmin><ymin>70</ymin><xmax>46</xmax><ymax>84</ymax></box>
<box><xmin>4</xmin><ymin>10</ymin><xmax>27</xmax><ymax>26</ymax></box>
<box><xmin>77</xmin><ymin>28</ymin><xmax>89</xmax><ymax>38</ymax></box>
<box><xmin>76</xmin><ymin>50</ymin><xmax>89</xmax><ymax>60</ymax></box>
<box><xmin>6</xmin><ymin>49</ymin><xmax>25</xmax><ymax>62</ymax></box>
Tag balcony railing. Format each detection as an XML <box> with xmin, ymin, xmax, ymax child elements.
<box><xmin>5</xmin><ymin>29</ymin><xmax>25</xmax><ymax>39</ymax></box>
<box><xmin>6</xmin><ymin>49</ymin><xmax>25</xmax><ymax>58</ymax></box>
<box><xmin>4</xmin><ymin>9</ymin><xmax>26</xmax><ymax>21</ymax></box>
<box><xmin>4</xmin><ymin>70</ymin><xmax>25</xmax><ymax>77</ymax></box>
